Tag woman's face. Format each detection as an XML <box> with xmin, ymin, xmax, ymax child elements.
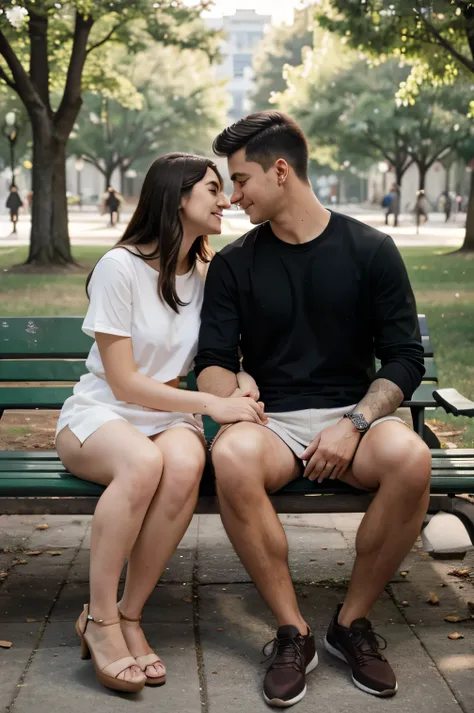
<box><xmin>180</xmin><ymin>167</ymin><xmax>230</xmax><ymax>236</ymax></box>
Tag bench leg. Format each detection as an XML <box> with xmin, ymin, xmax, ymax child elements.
<box><xmin>410</xmin><ymin>406</ymin><xmax>425</xmax><ymax>437</ymax></box>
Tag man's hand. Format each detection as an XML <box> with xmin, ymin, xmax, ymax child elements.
<box><xmin>301</xmin><ymin>419</ymin><xmax>362</xmax><ymax>482</ymax></box>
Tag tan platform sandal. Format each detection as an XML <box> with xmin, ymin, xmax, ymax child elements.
<box><xmin>119</xmin><ymin>610</ymin><xmax>167</xmax><ymax>686</ymax></box>
<box><xmin>75</xmin><ymin>604</ymin><xmax>146</xmax><ymax>693</ymax></box>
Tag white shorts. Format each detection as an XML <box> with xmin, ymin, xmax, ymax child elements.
<box><xmin>211</xmin><ymin>404</ymin><xmax>408</xmax><ymax>458</ymax></box>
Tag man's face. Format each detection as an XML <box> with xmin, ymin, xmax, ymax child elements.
<box><xmin>228</xmin><ymin>148</ymin><xmax>282</xmax><ymax>225</ymax></box>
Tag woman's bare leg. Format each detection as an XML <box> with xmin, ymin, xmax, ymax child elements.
<box><xmin>56</xmin><ymin>421</ymin><xmax>165</xmax><ymax>683</ymax></box>
<box><xmin>119</xmin><ymin>427</ymin><xmax>206</xmax><ymax>679</ymax></box>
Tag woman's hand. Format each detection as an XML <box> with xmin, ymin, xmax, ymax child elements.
<box><xmin>206</xmin><ymin>396</ymin><xmax>267</xmax><ymax>425</ymax></box>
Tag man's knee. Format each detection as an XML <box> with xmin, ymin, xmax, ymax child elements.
<box><xmin>212</xmin><ymin>425</ymin><xmax>268</xmax><ymax>497</ymax></box>
<box><xmin>369</xmin><ymin>427</ymin><xmax>431</xmax><ymax>496</ymax></box>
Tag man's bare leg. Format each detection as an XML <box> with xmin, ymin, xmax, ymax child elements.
<box><xmin>212</xmin><ymin>422</ymin><xmax>308</xmax><ymax>635</ymax></box>
<box><xmin>336</xmin><ymin>421</ymin><xmax>431</xmax><ymax>626</ymax></box>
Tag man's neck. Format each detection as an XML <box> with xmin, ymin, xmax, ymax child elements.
<box><xmin>270</xmin><ymin>187</ymin><xmax>331</xmax><ymax>245</ymax></box>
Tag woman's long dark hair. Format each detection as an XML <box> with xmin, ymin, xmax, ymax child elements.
<box><xmin>86</xmin><ymin>153</ymin><xmax>222</xmax><ymax>312</ymax></box>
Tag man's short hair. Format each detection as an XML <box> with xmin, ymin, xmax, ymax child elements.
<box><xmin>212</xmin><ymin>111</ymin><xmax>309</xmax><ymax>181</ymax></box>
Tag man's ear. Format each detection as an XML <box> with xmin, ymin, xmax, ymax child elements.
<box><xmin>275</xmin><ymin>158</ymin><xmax>289</xmax><ymax>186</ymax></box>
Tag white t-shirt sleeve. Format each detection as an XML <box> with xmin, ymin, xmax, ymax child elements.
<box><xmin>82</xmin><ymin>256</ymin><xmax>132</xmax><ymax>338</ymax></box>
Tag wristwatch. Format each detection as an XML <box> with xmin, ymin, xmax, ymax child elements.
<box><xmin>343</xmin><ymin>412</ymin><xmax>370</xmax><ymax>434</ymax></box>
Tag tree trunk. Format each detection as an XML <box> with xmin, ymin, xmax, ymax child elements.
<box><xmin>27</xmin><ymin>118</ymin><xmax>74</xmax><ymax>266</ymax></box>
<box><xmin>460</xmin><ymin>170</ymin><xmax>474</xmax><ymax>252</ymax></box>
<box><xmin>120</xmin><ymin>164</ymin><xmax>126</xmax><ymax>195</ymax></box>
<box><xmin>418</xmin><ymin>165</ymin><xmax>427</xmax><ymax>190</ymax></box>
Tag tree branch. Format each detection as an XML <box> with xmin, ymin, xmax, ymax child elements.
<box><xmin>86</xmin><ymin>20</ymin><xmax>128</xmax><ymax>55</ymax></box>
<box><xmin>28</xmin><ymin>8</ymin><xmax>51</xmax><ymax>113</ymax></box>
<box><xmin>55</xmin><ymin>11</ymin><xmax>94</xmax><ymax>137</ymax></box>
<box><xmin>415</xmin><ymin>11</ymin><xmax>474</xmax><ymax>73</ymax></box>
<box><xmin>0</xmin><ymin>28</ymin><xmax>43</xmax><ymax>111</ymax></box>
<box><xmin>0</xmin><ymin>64</ymin><xmax>17</xmax><ymax>92</ymax></box>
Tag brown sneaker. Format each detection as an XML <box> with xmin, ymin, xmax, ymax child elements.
<box><xmin>262</xmin><ymin>625</ymin><xmax>318</xmax><ymax>708</ymax></box>
<box><xmin>324</xmin><ymin>605</ymin><xmax>397</xmax><ymax>697</ymax></box>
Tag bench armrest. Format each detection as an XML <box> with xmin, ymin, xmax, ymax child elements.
<box><xmin>433</xmin><ymin>388</ymin><xmax>474</xmax><ymax>418</ymax></box>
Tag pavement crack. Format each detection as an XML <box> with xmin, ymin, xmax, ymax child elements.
<box><xmin>5</xmin><ymin>522</ymin><xmax>90</xmax><ymax>713</ymax></box>
<box><xmin>192</xmin><ymin>516</ymin><xmax>209</xmax><ymax>713</ymax></box>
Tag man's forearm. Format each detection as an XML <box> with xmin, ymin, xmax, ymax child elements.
<box><xmin>354</xmin><ymin>378</ymin><xmax>404</xmax><ymax>423</ymax></box>
<box><xmin>197</xmin><ymin>366</ymin><xmax>239</xmax><ymax>398</ymax></box>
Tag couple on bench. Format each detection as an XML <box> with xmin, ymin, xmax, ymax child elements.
<box><xmin>55</xmin><ymin>112</ymin><xmax>430</xmax><ymax>706</ymax></box>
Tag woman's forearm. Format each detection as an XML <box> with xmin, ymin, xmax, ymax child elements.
<box><xmin>113</xmin><ymin>372</ymin><xmax>218</xmax><ymax>414</ymax></box>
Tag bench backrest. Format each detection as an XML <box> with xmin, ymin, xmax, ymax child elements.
<box><xmin>0</xmin><ymin>315</ymin><xmax>436</xmax><ymax>384</ymax></box>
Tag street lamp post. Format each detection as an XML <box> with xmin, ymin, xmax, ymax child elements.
<box><xmin>378</xmin><ymin>160</ymin><xmax>390</xmax><ymax>198</ymax></box>
<box><xmin>3</xmin><ymin>111</ymin><xmax>19</xmax><ymax>188</ymax></box>
<box><xmin>75</xmin><ymin>157</ymin><xmax>85</xmax><ymax>210</ymax></box>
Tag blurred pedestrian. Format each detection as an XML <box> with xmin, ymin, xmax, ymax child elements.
<box><xmin>384</xmin><ymin>183</ymin><xmax>400</xmax><ymax>227</ymax></box>
<box><xmin>414</xmin><ymin>190</ymin><xmax>428</xmax><ymax>232</ymax></box>
<box><xmin>6</xmin><ymin>185</ymin><xmax>23</xmax><ymax>235</ymax></box>
<box><xmin>440</xmin><ymin>190</ymin><xmax>452</xmax><ymax>222</ymax></box>
<box><xmin>104</xmin><ymin>186</ymin><xmax>121</xmax><ymax>226</ymax></box>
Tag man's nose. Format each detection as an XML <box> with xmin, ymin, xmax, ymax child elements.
<box><xmin>230</xmin><ymin>189</ymin><xmax>242</xmax><ymax>205</ymax></box>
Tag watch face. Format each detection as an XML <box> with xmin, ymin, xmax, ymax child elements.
<box><xmin>351</xmin><ymin>413</ymin><xmax>369</xmax><ymax>431</ymax></box>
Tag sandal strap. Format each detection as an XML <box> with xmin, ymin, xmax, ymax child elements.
<box><xmin>87</xmin><ymin>613</ymin><xmax>120</xmax><ymax>626</ymax></box>
<box><xmin>101</xmin><ymin>656</ymin><xmax>139</xmax><ymax>679</ymax></box>
<box><xmin>135</xmin><ymin>653</ymin><xmax>164</xmax><ymax>670</ymax></box>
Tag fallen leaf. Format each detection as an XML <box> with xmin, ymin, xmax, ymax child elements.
<box><xmin>448</xmin><ymin>633</ymin><xmax>464</xmax><ymax>640</ymax></box>
<box><xmin>212</xmin><ymin>671</ymin><xmax>218</xmax><ymax>675</ymax></box>
<box><xmin>182</xmin><ymin>597</ymin><xmax>192</xmax><ymax>603</ymax></box>
<box><xmin>0</xmin><ymin>572</ymin><xmax>8</xmax><ymax>579</ymax></box>
<box><xmin>444</xmin><ymin>616</ymin><xmax>462</xmax><ymax>623</ymax></box>
<box><xmin>15</xmin><ymin>560</ymin><xmax>28</xmax><ymax>566</ymax></box>
<box><xmin>25</xmin><ymin>551</ymin><xmax>42</xmax><ymax>556</ymax></box>
<box><xmin>428</xmin><ymin>593</ymin><xmax>440</xmax><ymax>606</ymax></box>
<box><xmin>26</xmin><ymin>618</ymin><xmax>36</xmax><ymax>623</ymax></box>
<box><xmin>336</xmin><ymin>562</ymin><xmax>345</xmax><ymax>566</ymax></box>
<box><xmin>2</xmin><ymin>548</ymin><xmax>9</xmax><ymax>553</ymax></box>
<box><xmin>449</xmin><ymin>569</ymin><xmax>471</xmax><ymax>578</ymax></box>
<box><xmin>400</xmin><ymin>571</ymin><xmax>409</xmax><ymax>577</ymax></box>
<box><xmin>45</xmin><ymin>551</ymin><xmax>61</xmax><ymax>556</ymax></box>
<box><xmin>35</xmin><ymin>524</ymin><xmax>49</xmax><ymax>531</ymax></box>
<box><xmin>402</xmin><ymin>601</ymin><xmax>410</xmax><ymax>607</ymax></box>
<box><xmin>0</xmin><ymin>641</ymin><xmax>12</xmax><ymax>649</ymax></box>
<box><xmin>217</xmin><ymin>627</ymin><xmax>224</xmax><ymax>632</ymax></box>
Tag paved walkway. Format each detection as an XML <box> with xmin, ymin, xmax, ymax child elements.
<box><xmin>0</xmin><ymin>208</ymin><xmax>467</xmax><ymax>249</ymax></box>
<box><xmin>0</xmin><ymin>513</ymin><xmax>473</xmax><ymax>712</ymax></box>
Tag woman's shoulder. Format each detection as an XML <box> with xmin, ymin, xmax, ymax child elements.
<box><xmin>96</xmin><ymin>247</ymin><xmax>138</xmax><ymax>270</ymax></box>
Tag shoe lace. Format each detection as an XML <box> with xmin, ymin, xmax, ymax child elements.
<box><xmin>261</xmin><ymin>636</ymin><xmax>304</xmax><ymax>672</ymax></box>
<box><xmin>349</xmin><ymin>628</ymin><xmax>388</xmax><ymax>667</ymax></box>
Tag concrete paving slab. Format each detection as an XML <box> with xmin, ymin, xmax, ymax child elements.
<box><xmin>0</xmin><ymin>574</ymin><xmax>61</xmax><ymax>622</ymax></box>
<box><xmin>0</xmin><ymin>621</ymin><xmax>42</xmax><ymax>710</ymax></box>
<box><xmin>198</xmin><ymin>584</ymin><xmax>462</xmax><ymax>713</ymax></box>
<box><xmin>11</xmin><ymin>621</ymin><xmax>202</xmax><ymax>713</ymax></box>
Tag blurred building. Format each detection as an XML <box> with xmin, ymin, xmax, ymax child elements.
<box><xmin>206</xmin><ymin>9</ymin><xmax>271</xmax><ymax>123</ymax></box>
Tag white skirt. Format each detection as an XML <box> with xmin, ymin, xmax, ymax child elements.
<box><xmin>55</xmin><ymin>373</ymin><xmax>204</xmax><ymax>445</ymax></box>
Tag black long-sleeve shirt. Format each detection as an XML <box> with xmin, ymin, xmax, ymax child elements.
<box><xmin>195</xmin><ymin>211</ymin><xmax>424</xmax><ymax>412</ymax></box>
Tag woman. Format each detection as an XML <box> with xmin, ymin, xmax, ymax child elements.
<box><xmin>6</xmin><ymin>185</ymin><xmax>23</xmax><ymax>234</ymax></box>
<box><xmin>56</xmin><ymin>153</ymin><xmax>265</xmax><ymax>694</ymax></box>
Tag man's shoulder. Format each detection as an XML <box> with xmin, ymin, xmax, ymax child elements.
<box><xmin>332</xmin><ymin>210</ymin><xmax>389</xmax><ymax>250</ymax></box>
<box><xmin>218</xmin><ymin>223</ymin><xmax>268</xmax><ymax>261</ymax></box>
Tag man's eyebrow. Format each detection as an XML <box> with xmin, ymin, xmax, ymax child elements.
<box><xmin>230</xmin><ymin>172</ymin><xmax>249</xmax><ymax>182</ymax></box>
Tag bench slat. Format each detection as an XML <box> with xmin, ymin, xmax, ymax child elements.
<box><xmin>0</xmin><ymin>360</ymin><xmax>88</xmax><ymax>382</ymax></box>
<box><xmin>0</xmin><ymin>317</ymin><xmax>92</xmax><ymax>358</ymax></box>
<box><xmin>0</xmin><ymin>386</ymin><xmax>74</xmax><ymax>409</ymax></box>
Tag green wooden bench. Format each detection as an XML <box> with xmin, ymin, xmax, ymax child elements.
<box><xmin>1</xmin><ymin>316</ymin><xmax>474</xmax><ymax>547</ymax></box>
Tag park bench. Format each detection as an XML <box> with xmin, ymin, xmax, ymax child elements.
<box><xmin>1</xmin><ymin>315</ymin><xmax>474</xmax><ymax>549</ymax></box>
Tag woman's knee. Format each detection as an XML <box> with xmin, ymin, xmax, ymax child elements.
<box><xmin>119</xmin><ymin>448</ymin><xmax>164</xmax><ymax>508</ymax></box>
<box><xmin>158</xmin><ymin>448</ymin><xmax>205</xmax><ymax>516</ymax></box>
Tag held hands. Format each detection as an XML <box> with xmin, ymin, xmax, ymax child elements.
<box><xmin>207</xmin><ymin>396</ymin><xmax>268</xmax><ymax>426</ymax></box>
<box><xmin>235</xmin><ymin>371</ymin><xmax>260</xmax><ymax>401</ymax></box>
<box><xmin>301</xmin><ymin>419</ymin><xmax>362</xmax><ymax>482</ymax></box>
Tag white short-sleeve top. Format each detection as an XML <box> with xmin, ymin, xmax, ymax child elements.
<box><xmin>56</xmin><ymin>248</ymin><xmax>206</xmax><ymax>443</ymax></box>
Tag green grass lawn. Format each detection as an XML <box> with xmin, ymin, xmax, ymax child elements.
<box><xmin>1</xmin><ymin>242</ymin><xmax>473</xmax><ymax>446</ymax></box>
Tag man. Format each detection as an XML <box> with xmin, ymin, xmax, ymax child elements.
<box><xmin>6</xmin><ymin>185</ymin><xmax>23</xmax><ymax>234</ymax></box>
<box><xmin>104</xmin><ymin>186</ymin><xmax>121</xmax><ymax>226</ymax></box>
<box><xmin>195</xmin><ymin>111</ymin><xmax>430</xmax><ymax>707</ymax></box>
<box><xmin>385</xmin><ymin>183</ymin><xmax>400</xmax><ymax>227</ymax></box>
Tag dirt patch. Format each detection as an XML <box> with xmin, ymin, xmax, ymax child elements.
<box><xmin>0</xmin><ymin>410</ymin><xmax>58</xmax><ymax>450</ymax></box>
